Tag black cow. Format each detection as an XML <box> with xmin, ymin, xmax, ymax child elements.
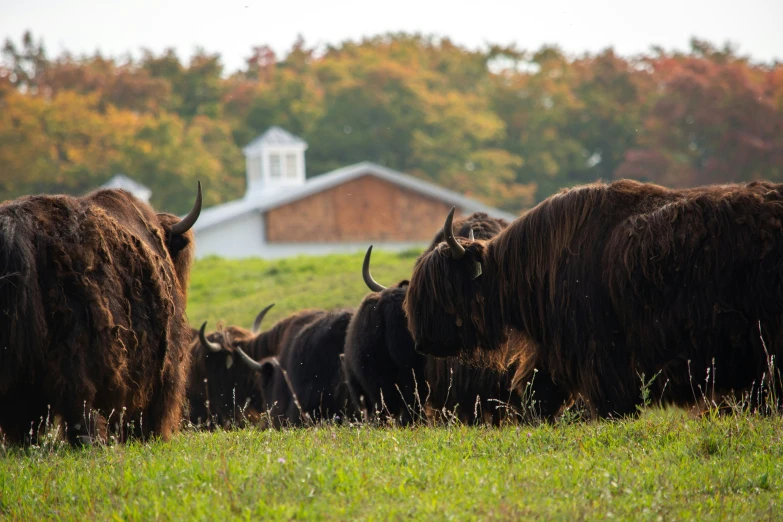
<box><xmin>187</xmin><ymin>306</ymin><xmax>323</xmax><ymax>428</ymax></box>
<box><xmin>235</xmin><ymin>310</ymin><xmax>355</xmax><ymax>428</ymax></box>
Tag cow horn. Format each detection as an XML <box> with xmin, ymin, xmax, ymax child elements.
<box><xmin>444</xmin><ymin>207</ymin><xmax>466</xmax><ymax>259</ymax></box>
<box><xmin>469</xmin><ymin>228</ymin><xmax>475</xmax><ymax>241</ymax></box>
<box><xmin>199</xmin><ymin>322</ymin><xmax>223</xmax><ymax>353</ymax></box>
<box><xmin>170</xmin><ymin>181</ymin><xmax>202</xmax><ymax>235</ymax></box>
<box><xmin>234</xmin><ymin>345</ymin><xmax>279</xmax><ymax>374</ymax></box>
<box><xmin>362</xmin><ymin>246</ymin><xmax>386</xmax><ymax>292</ymax></box>
<box><xmin>252</xmin><ymin>303</ymin><xmax>275</xmax><ymax>334</ymax></box>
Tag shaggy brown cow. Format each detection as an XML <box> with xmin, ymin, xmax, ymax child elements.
<box><xmin>187</xmin><ymin>306</ymin><xmax>324</xmax><ymax>428</ymax></box>
<box><xmin>405</xmin><ymin>179</ymin><xmax>783</xmax><ymax>419</ymax></box>
<box><xmin>343</xmin><ymin>213</ymin><xmax>522</xmax><ymax>425</ymax></box>
<box><xmin>234</xmin><ymin>310</ymin><xmax>355</xmax><ymax>428</ymax></box>
<box><xmin>0</xmin><ymin>184</ymin><xmax>202</xmax><ymax>445</ymax></box>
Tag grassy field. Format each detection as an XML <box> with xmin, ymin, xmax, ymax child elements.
<box><xmin>2</xmin><ymin>252</ymin><xmax>783</xmax><ymax>520</ymax></box>
<box><xmin>2</xmin><ymin>412</ymin><xmax>782</xmax><ymax>520</ymax></box>
<box><xmin>187</xmin><ymin>249</ymin><xmax>420</xmax><ymax>329</ymax></box>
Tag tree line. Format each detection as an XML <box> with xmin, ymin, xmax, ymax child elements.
<box><xmin>1</xmin><ymin>31</ymin><xmax>782</xmax><ymax>214</ymax></box>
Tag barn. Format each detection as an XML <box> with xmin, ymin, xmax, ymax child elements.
<box><xmin>192</xmin><ymin>126</ymin><xmax>516</xmax><ymax>259</ymax></box>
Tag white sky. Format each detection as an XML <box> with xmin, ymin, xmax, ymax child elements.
<box><xmin>1</xmin><ymin>0</ymin><xmax>781</xmax><ymax>72</ymax></box>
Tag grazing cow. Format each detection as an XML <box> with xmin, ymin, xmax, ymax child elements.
<box><xmin>343</xmin><ymin>213</ymin><xmax>519</xmax><ymax>425</ymax></box>
<box><xmin>0</xmin><ymin>184</ymin><xmax>202</xmax><ymax>445</ymax></box>
<box><xmin>405</xmin><ymin>179</ymin><xmax>783</xmax><ymax>419</ymax></box>
<box><xmin>187</xmin><ymin>306</ymin><xmax>323</xmax><ymax>429</ymax></box>
<box><xmin>234</xmin><ymin>310</ymin><xmax>355</xmax><ymax>428</ymax></box>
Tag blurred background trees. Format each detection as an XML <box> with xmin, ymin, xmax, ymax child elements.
<box><xmin>1</xmin><ymin>31</ymin><xmax>781</xmax><ymax>214</ymax></box>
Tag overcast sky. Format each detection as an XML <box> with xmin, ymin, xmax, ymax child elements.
<box><xmin>2</xmin><ymin>0</ymin><xmax>781</xmax><ymax>72</ymax></box>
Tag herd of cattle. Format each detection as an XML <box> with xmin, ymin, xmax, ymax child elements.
<box><xmin>2</xmin><ymin>177</ymin><xmax>783</xmax><ymax>445</ymax></box>
<box><xmin>188</xmin><ymin>211</ymin><xmax>517</xmax><ymax>432</ymax></box>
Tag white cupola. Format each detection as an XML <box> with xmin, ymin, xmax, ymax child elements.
<box><xmin>243</xmin><ymin>126</ymin><xmax>307</xmax><ymax>198</ymax></box>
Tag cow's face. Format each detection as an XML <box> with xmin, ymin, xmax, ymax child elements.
<box><xmin>195</xmin><ymin>324</ymin><xmax>266</xmax><ymax>423</ymax></box>
<box><xmin>404</xmin><ymin>208</ymin><xmax>502</xmax><ymax>360</ymax></box>
<box><xmin>225</xmin><ymin>340</ymin><xmax>288</xmax><ymax>427</ymax></box>
<box><xmin>405</xmin><ymin>243</ymin><xmax>484</xmax><ymax>358</ymax></box>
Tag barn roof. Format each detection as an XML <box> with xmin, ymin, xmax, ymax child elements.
<box><xmin>192</xmin><ymin>161</ymin><xmax>518</xmax><ymax>232</ymax></box>
<box><xmin>243</xmin><ymin>126</ymin><xmax>307</xmax><ymax>153</ymax></box>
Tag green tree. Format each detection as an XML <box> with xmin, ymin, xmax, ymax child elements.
<box><xmin>4</xmin><ymin>32</ymin><xmax>783</xmax><ymax>216</ymax></box>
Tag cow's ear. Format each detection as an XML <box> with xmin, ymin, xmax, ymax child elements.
<box><xmin>471</xmin><ymin>259</ymin><xmax>482</xmax><ymax>280</ymax></box>
<box><xmin>259</xmin><ymin>356</ymin><xmax>279</xmax><ymax>381</ymax></box>
<box><xmin>466</xmin><ymin>244</ymin><xmax>482</xmax><ymax>280</ymax></box>
<box><xmin>165</xmin><ymin>231</ymin><xmax>191</xmax><ymax>257</ymax></box>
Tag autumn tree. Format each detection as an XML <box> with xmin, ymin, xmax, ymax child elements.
<box><xmin>2</xmin><ymin>32</ymin><xmax>783</xmax><ymax>215</ymax></box>
<box><xmin>617</xmin><ymin>41</ymin><xmax>783</xmax><ymax>186</ymax></box>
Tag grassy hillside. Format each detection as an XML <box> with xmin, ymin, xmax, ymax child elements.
<box><xmin>187</xmin><ymin>249</ymin><xmax>421</xmax><ymax>329</ymax></box>
<box><xmin>2</xmin><ymin>254</ymin><xmax>783</xmax><ymax>520</ymax></box>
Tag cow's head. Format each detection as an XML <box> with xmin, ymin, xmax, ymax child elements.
<box><xmin>192</xmin><ymin>304</ymin><xmax>276</xmax><ymax>425</ymax></box>
<box><xmin>404</xmin><ymin>207</ymin><xmax>499</xmax><ymax>359</ymax></box>
<box><xmin>231</xmin><ymin>346</ymin><xmax>281</xmax><ymax>418</ymax></box>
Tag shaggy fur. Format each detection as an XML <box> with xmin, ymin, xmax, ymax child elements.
<box><xmin>186</xmin><ymin>310</ymin><xmax>324</xmax><ymax>429</ymax></box>
<box><xmin>0</xmin><ymin>188</ymin><xmax>196</xmax><ymax>444</ymax></box>
<box><xmin>405</xmin><ymin>179</ymin><xmax>783</xmax><ymax>418</ymax></box>
<box><xmin>344</xmin><ymin>213</ymin><xmax>520</xmax><ymax>425</ymax></box>
<box><xmin>261</xmin><ymin>310</ymin><xmax>355</xmax><ymax>428</ymax></box>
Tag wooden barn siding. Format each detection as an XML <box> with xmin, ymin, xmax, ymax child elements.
<box><xmin>265</xmin><ymin>175</ymin><xmax>459</xmax><ymax>243</ymax></box>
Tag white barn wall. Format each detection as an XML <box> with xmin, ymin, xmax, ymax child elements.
<box><xmin>195</xmin><ymin>212</ymin><xmax>266</xmax><ymax>259</ymax></box>
<box><xmin>194</xmin><ymin>211</ymin><xmax>428</xmax><ymax>259</ymax></box>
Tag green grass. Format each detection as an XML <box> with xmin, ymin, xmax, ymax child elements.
<box><xmin>2</xmin><ymin>412</ymin><xmax>782</xmax><ymax>520</ymax></box>
<box><xmin>2</xmin><ymin>253</ymin><xmax>783</xmax><ymax>520</ymax></box>
<box><xmin>187</xmin><ymin>249</ymin><xmax>421</xmax><ymax>329</ymax></box>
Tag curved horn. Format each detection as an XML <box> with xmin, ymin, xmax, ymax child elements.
<box><xmin>170</xmin><ymin>181</ymin><xmax>203</xmax><ymax>235</ymax></box>
<box><xmin>252</xmin><ymin>303</ymin><xmax>276</xmax><ymax>334</ymax></box>
<box><xmin>199</xmin><ymin>322</ymin><xmax>223</xmax><ymax>353</ymax></box>
<box><xmin>362</xmin><ymin>246</ymin><xmax>386</xmax><ymax>292</ymax></box>
<box><xmin>235</xmin><ymin>345</ymin><xmax>278</xmax><ymax>374</ymax></box>
<box><xmin>444</xmin><ymin>207</ymin><xmax>466</xmax><ymax>259</ymax></box>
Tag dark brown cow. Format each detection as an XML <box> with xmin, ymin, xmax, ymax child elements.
<box><xmin>343</xmin><ymin>213</ymin><xmax>522</xmax><ymax>425</ymax></box>
<box><xmin>187</xmin><ymin>306</ymin><xmax>324</xmax><ymax>429</ymax></box>
<box><xmin>234</xmin><ymin>310</ymin><xmax>355</xmax><ymax>428</ymax></box>
<box><xmin>0</xmin><ymin>184</ymin><xmax>202</xmax><ymax>445</ymax></box>
<box><xmin>405</xmin><ymin>179</ymin><xmax>783</xmax><ymax>419</ymax></box>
